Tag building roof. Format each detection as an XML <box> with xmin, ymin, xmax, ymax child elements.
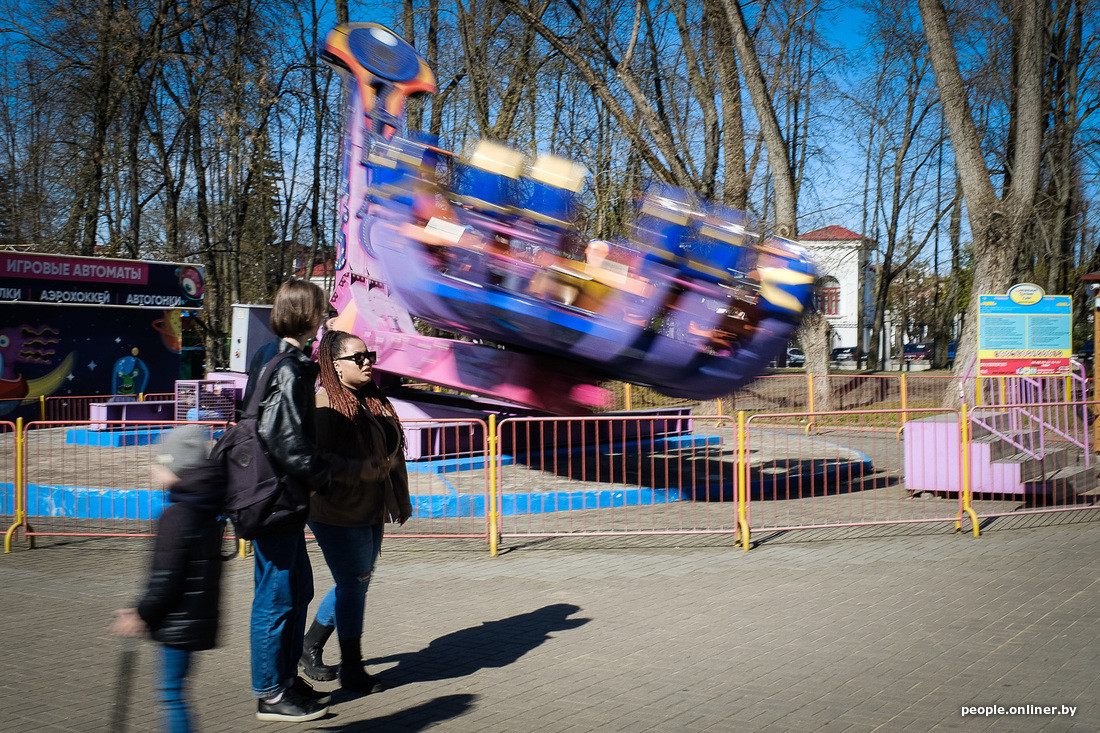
<box><xmin>800</xmin><ymin>225</ymin><xmax>866</xmax><ymax>242</ymax></box>
<box><xmin>295</xmin><ymin>259</ymin><xmax>334</xmax><ymax>278</ymax></box>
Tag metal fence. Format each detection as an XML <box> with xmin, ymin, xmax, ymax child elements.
<box><xmin>494</xmin><ymin>414</ymin><xmax>737</xmax><ymax>541</ymax></box>
<box><xmin>385</xmin><ymin>418</ymin><xmax>491</xmax><ymax>540</ymax></box>
<box><xmin>3</xmin><ymin>392</ymin><xmax>1098</xmax><ymax>554</ymax></box>
<box><xmin>43</xmin><ymin>394</ymin><xmax>145</xmax><ymax>422</ymax></box>
<box><xmin>1</xmin><ymin>421</ymin><xmax>16</xmax><ymax>550</ymax></box>
<box><xmin>967</xmin><ymin>399</ymin><xmax>1097</xmax><ymax>519</ymax></box>
<box><xmin>11</xmin><ymin>420</ymin><xmax>224</xmax><ymax>543</ymax></box>
<box><xmin>743</xmin><ymin>408</ymin><xmax>967</xmax><ymax>535</ymax></box>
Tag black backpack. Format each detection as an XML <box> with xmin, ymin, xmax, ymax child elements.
<box><xmin>213</xmin><ymin>351</ymin><xmax>311</xmax><ymax>539</ymax></box>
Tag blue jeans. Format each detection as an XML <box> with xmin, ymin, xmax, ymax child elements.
<box><xmin>250</xmin><ymin>532</ymin><xmax>313</xmax><ymax>698</ymax></box>
<box><xmin>159</xmin><ymin>646</ymin><xmax>193</xmax><ymax>733</ymax></box>
<box><xmin>309</xmin><ymin>522</ymin><xmax>383</xmax><ymax>640</ymax></box>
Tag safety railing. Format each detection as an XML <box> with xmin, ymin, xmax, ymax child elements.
<box><xmin>10</xmin><ymin>420</ymin><xmax>226</xmax><ymax>543</ymax></box>
<box><xmin>1</xmin><ymin>420</ymin><xmax>20</xmax><ymax>552</ymax></box>
<box><xmin>967</xmin><ymin>399</ymin><xmax>1099</xmax><ymax>519</ymax></box>
<box><xmin>43</xmin><ymin>394</ymin><xmax>142</xmax><ymax>422</ymax></box>
<box><xmin>493</xmin><ymin>413</ymin><xmax>737</xmax><ymax>545</ymax></box>
<box><xmin>384</xmin><ymin>418</ymin><xmax>491</xmax><ymax>541</ymax></box>
<box><xmin>4</xmin><ymin>399</ymin><xmax>1095</xmax><ymax>554</ymax></box>
<box><xmin>904</xmin><ymin>374</ymin><xmax>964</xmax><ymax>409</ymax></box>
<box><xmin>741</xmin><ymin>408</ymin><xmax>973</xmax><ymax>540</ymax></box>
<box><xmin>814</xmin><ymin>374</ymin><xmax>903</xmax><ymax>414</ymax></box>
<box><xmin>973</xmin><ymin>373</ymin><xmax>1090</xmax><ymax>465</ymax></box>
<box><xmin>721</xmin><ymin>374</ymin><xmax>812</xmax><ymax>415</ymax></box>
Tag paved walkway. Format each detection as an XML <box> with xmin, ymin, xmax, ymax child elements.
<box><xmin>2</xmin><ymin>513</ymin><xmax>1099</xmax><ymax>732</ymax></box>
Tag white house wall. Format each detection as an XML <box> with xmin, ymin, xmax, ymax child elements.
<box><xmin>799</xmin><ymin>239</ymin><xmax>871</xmax><ymax>350</ymax></box>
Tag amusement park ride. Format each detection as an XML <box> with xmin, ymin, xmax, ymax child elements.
<box><xmin>321</xmin><ymin>22</ymin><xmax>817</xmax><ymax>415</ymax></box>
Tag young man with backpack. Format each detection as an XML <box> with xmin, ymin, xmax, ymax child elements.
<box><xmin>239</xmin><ymin>280</ymin><xmax>375</xmax><ymax>722</ymax></box>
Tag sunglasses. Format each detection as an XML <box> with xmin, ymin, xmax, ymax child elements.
<box><xmin>335</xmin><ymin>350</ymin><xmax>377</xmax><ymax>367</ymax></box>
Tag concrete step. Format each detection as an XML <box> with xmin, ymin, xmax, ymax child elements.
<box><xmin>990</xmin><ymin>445</ymin><xmax>1073</xmax><ymax>481</ymax></box>
<box><xmin>975</xmin><ymin>433</ymin><xmax>1047</xmax><ymax>461</ymax></box>
<box><xmin>1028</xmin><ymin>465</ymin><xmax>1098</xmax><ymax>502</ymax></box>
<box><xmin>992</xmin><ymin>452</ymin><xmax>1052</xmax><ymax>482</ymax></box>
<box><xmin>970</xmin><ymin>424</ymin><xmax>1039</xmax><ymax>451</ymax></box>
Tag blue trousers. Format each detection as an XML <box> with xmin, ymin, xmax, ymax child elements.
<box><xmin>250</xmin><ymin>532</ymin><xmax>313</xmax><ymax>698</ymax></box>
<box><xmin>159</xmin><ymin>645</ymin><xmax>193</xmax><ymax>733</ymax></box>
<box><xmin>309</xmin><ymin>522</ymin><xmax>383</xmax><ymax>640</ymax></box>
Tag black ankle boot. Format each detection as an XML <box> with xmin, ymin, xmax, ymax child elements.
<box><xmin>338</xmin><ymin>638</ymin><xmax>384</xmax><ymax>694</ymax></box>
<box><xmin>299</xmin><ymin>621</ymin><xmax>338</xmax><ymax>682</ymax></box>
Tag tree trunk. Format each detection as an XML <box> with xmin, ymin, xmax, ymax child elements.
<box><xmin>919</xmin><ymin>0</ymin><xmax>1045</xmax><ymax>401</ymax></box>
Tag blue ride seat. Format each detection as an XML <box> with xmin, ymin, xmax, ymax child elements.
<box><xmin>756</xmin><ymin>237</ymin><xmax>817</xmax><ymax>322</ymax></box>
<box><xmin>451</xmin><ymin>139</ymin><xmax>523</xmax><ymax>216</ymax></box>
<box><xmin>517</xmin><ymin>154</ymin><xmax>587</xmax><ymax>230</ymax></box>
<box><xmin>367</xmin><ymin>133</ymin><xmax>441</xmax><ymax>207</ymax></box>
<box><xmin>367</xmin><ymin>139</ymin><xmax>417</xmax><ymax>206</ymax></box>
<box><xmin>632</xmin><ymin>184</ymin><xmax>696</xmax><ymax>268</ymax></box>
<box><xmin>680</xmin><ymin>205</ymin><xmax>756</xmax><ymax>285</ymax></box>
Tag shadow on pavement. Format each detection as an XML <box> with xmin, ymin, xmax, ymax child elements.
<box><xmin>317</xmin><ymin>693</ymin><xmax>477</xmax><ymax>732</ymax></box>
<box><xmin>361</xmin><ymin>603</ymin><xmax>589</xmax><ymax>687</ymax></box>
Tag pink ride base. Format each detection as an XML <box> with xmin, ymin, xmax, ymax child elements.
<box><xmin>326</xmin><ymin>272</ymin><xmax>610</xmax><ymax>415</ymax></box>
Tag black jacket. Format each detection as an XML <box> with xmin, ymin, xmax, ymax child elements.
<box><xmin>243</xmin><ymin>340</ymin><xmax>350</xmax><ymax>493</ymax></box>
<box><xmin>136</xmin><ymin>461</ymin><xmax>226</xmax><ymax>651</ymax></box>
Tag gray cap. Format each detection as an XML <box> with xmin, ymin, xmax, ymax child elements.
<box><xmin>154</xmin><ymin>425</ymin><xmax>211</xmax><ymax>476</ymax></box>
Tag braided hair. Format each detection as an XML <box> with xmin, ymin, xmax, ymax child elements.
<box><xmin>317</xmin><ymin>330</ymin><xmax>406</xmax><ymax>454</ymax></box>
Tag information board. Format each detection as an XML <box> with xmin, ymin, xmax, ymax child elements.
<box><xmin>977</xmin><ymin>284</ymin><xmax>1071</xmax><ymax>376</ymax></box>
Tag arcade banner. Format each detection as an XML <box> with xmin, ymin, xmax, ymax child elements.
<box><xmin>0</xmin><ymin>252</ymin><xmax>204</xmax><ymax>309</ymax></box>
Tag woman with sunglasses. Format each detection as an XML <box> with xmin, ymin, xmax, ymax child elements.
<box><xmin>300</xmin><ymin>330</ymin><xmax>412</xmax><ymax>694</ymax></box>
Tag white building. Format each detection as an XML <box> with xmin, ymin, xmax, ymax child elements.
<box><xmin>799</xmin><ymin>226</ymin><xmax>876</xmax><ymax>352</ymax></box>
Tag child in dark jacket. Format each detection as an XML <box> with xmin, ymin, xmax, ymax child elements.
<box><xmin>111</xmin><ymin>425</ymin><xmax>227</xmax><ymax>733</ymax></box>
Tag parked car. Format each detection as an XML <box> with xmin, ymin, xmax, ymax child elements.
<box><xmin>903</xmin><ymin>341</ymin><xmax>956</xmax><ymax>366</ymax></box>
<box><xmin>770</xmin><ymin>347</ymin><xmax>805</xmax><ymax>368</ymax></box>
<box><xmin>830</xmin><ymin>346</ymin><xmax>867</xmax><ymax>363</ymax></box>
<box><xmin>1076</xmin><ymin>340</ymin><xmax>1093</xmax><ymax>364</ymax></box>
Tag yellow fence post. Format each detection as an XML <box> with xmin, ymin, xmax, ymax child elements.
<box><xmin>804</xmin><ymin>374</ymin><xmax>816</xmax><ymax>434</ymax></box>
<box><xmin>238</xmin><ymin>539</ymin><xmax>249</xmax><ymax>558</ymax></box>
<box><xmin>737</xmin><ymin>411</ymin><xmax>750</xmax><ymax>551</ymax></box>
<box><xmin>957</xmin><ymin>404</ymin><xmax>980</xmax><ymax>537</ymax></box>
<box><xmin>896</xmin><ymin>375</ymin><xmax>908</xmax><ymax>442</ymax></box>
<box><xmin>976</xmin><ymin>376</ymin><xmax>983</xmax><ymax>406</ymax></box>
<box><xmin>488</xmin><ymin>414</ymin><xmax>499</xmax><ymax>557</ymax></box>
<box><xmin>38</xmin><ymin>396</ymin><xmax>45</xmax><ymax>422</ymax></box>
<box><xmin>715</xmin><ymin>398</ymin><xmax>723</xmax><ymax>417</ymax></box>
<box><xmin>4</xmin><ymin>418</ymin><xmax>28</xmax><ymax>553</ymax></box>
<box><xmin>623</xmin><ymin>383</ymin><xmax>632</xmax><ymax>411</ymax></box>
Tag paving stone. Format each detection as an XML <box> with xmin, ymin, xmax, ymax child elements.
<box><xmin>1</xmin><ymin>518</ymin><xmax>1099</xmax><ymax>731</ymax></box>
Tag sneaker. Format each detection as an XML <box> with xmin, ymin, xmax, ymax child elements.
<box><xmin>291</xmin><ymin>676</ymin><xmax>331</xmax><ymax>704</ymax></box>
<box><xmin>256</xmin><ymin>692</ymin><xmax>328</xmax><ymax>722</ymax></box>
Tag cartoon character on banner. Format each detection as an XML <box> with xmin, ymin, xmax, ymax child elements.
<box><xmin>178</xmin><ymin>267</ymin><xmax>204</xmax><ymax>306</ymax></box>
<box><xmin>111</xmin><ymin>348</ymin><xmax>150</xmax><ymax>399</ymax></box>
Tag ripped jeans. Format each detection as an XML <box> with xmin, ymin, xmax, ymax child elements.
<box><xmin>308</xmin><ymin>522</ymin><xmax>383</xmax><ymax>640</ymax></box>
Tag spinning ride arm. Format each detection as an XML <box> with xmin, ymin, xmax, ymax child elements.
<box><xmin>321</xmin><ymin>23</ymin><xmax>818</xmax><ymax>413</ymax></box>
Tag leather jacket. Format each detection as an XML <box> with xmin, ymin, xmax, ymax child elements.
<box><xmin>243</xmin><ymin>340</ymin><xmax>351</xmax><ymax>492</ymax></box>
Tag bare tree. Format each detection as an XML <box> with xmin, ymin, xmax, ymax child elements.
<box><xmin>919</xmin><ymin>0</ymin><xmax>1045</xmax><ymax>390</ymax></box>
